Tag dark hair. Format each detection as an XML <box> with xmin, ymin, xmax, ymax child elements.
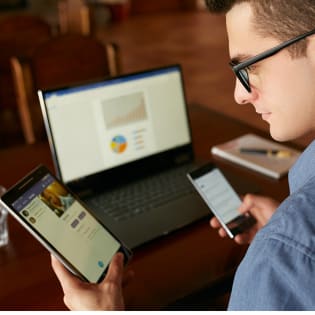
<box><xmin>205</xmin><ymin>0</ymin><xmax>237</xmax><ymax>13</ymax></box>
<box><xmin>205</xmin><ymin>0</ymin><xmax>315</xmax><ymax>56</ymax></box>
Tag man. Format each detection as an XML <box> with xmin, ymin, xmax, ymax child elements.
<box><xmin>51</xmin><ymin>0</ymin><xmax>315</xmax><ymax>310</ymax></box>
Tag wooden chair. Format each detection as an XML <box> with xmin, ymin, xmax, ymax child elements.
<box><xmin>0</xmin><ymin>15</ymin><xmax>52</xmax><ymax>147</ymax></box>
<box><xmin>58</xmin><ymin>0</ymin><xmax>91</xmax><ymax>35</ymax></box>
<box><xmin>10</xmin><ymin>34</ymin><xmax>121</xmax><ymax>144</ymax></box>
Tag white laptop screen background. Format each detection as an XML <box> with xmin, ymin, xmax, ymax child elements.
<box><xmin>43</xmin><ymin>67</ymin><xmax>191</xmax><ymax>183</ymax></box>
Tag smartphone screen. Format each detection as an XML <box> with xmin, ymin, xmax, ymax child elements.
<box><xmin>1</xmin><ymin>165</ymin><xmax>131</xmax><ymax>283</ymax></box>
<box><xmin>187</xmin><ymin>163</ymin><xmax>256</xmax><ymax>238</ymax></box>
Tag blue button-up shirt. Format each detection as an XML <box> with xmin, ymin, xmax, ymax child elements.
<box><xmin>228</xmin><ymin>140</ymin><xmax>315</xmax><ymax>310</ymax></box>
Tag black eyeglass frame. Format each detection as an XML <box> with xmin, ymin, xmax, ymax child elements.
<box><xmin>229</xmin><ymin>28</ymin><xmax>315</xmax><ymax>93</ymax></box>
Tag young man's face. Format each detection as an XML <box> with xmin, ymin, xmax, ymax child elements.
<box><xmin>226</xmin><ymin>2</ymin><xmax>315</xmax><ymax>141</ymax></box>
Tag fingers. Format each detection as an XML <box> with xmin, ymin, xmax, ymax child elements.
<box><xmin>238</xmin><ymin>194</ymin><xmax>256</xmax><ymax>214</ymax></box>
<box><xmin>234</xmin><ymin>232</ymin><xmax>251</xmax><ymax>245</ymax></box>
<box><xmin>102</xmin><ymin>252</ymin><xmax>124</xmax><ymax>287</ymax></box>
<box><xmin>209</xmin><ymin>216</ymin><xmax>220</xmax><ymax>228</ymax></box>
<box><xmin>210</xmin><ymin>217</ymin><xmax>228</xmax><ymax>238</ymax></box>
<box><xmin>239</xmin><ymin>194</ymin><xmax>279</xmax><ymax>214</ymax></box>
<box><xmin>209</xmin><ymin>193</ymin><xmax>275</xmax><ymax>244</ymax></box>
<box><xmin>238</xmin><ymin>194</ymin><xmax>266</xmax><ymax>221</ymax></box>
<box><xmin>52</xmin><ymin>252</ymin><xmax>126</xmax><ymax>293</ymax></box>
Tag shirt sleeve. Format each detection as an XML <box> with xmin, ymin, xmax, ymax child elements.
<box><xmin>228</xmin><ymin>236</ymin><xmax>315</xmax><ymax>310</ymax></box>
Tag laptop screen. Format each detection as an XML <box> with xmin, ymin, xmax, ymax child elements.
<box><xmin>39</xmin><ymin>65</ymin><xmax>191</xmax><ymax>184</ymax></box>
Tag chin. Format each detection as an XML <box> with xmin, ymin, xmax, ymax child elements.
<box><xmin>269</xmin><ymin>127</ymin><xmax>292</xmax><ymax>142</ymax></box>
<box><xmin>270</xmin><ymin>126</ymin><xmax>303</xmax><ymax>142</ymax></box>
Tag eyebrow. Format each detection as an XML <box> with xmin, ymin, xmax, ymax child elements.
<box><xmin>230</xmin><ymin>53</ymin><xmax>253</xmax><ymax>65</ymax></box>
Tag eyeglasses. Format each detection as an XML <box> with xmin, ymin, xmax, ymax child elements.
<box><xmin>229</xmin><ymin>28</ymin><xmax>315</xmax><ymax>93</ymax></box>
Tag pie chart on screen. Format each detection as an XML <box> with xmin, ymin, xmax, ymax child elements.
<box><xmin>111</xmin><ymin>135</ymin><xmax>127</xmax><ymax>153</ymax></box>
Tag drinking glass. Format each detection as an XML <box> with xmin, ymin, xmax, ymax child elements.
<box><xmin>0</xmin><ymin>185</ymin><xmax>9</xmax><ymax>247</ymax></box>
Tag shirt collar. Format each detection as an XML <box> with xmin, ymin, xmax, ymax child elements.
<box><xmin>289</xmin><ymin>140</ymin><xmax>315</xmax><ymax>193</ymax></box>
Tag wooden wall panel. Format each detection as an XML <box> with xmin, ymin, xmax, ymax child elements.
<box><xmin>130</xmin><ymin>0</ymin><xmax>198</xmax><ymax>15</ymax></box>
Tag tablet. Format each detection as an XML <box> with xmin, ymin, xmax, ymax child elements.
<box><xmin>0</xmin><ymin>165</ymin><xmax>131</xmax><ymax>283</ymax></box>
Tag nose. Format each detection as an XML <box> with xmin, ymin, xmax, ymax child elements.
<box><xmin>234</xmin><ymin>79</ymin><xmax>256</xmax><ymax>105</ymax></box>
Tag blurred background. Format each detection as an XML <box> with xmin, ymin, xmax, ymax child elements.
<box><xmin>0</xmin><ymin>0</ymin><xmax>311</xmax><ymax>149</ymax></box>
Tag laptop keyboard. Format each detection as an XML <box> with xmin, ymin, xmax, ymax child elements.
<box><xmin>86</xmin><ymin>164</ymin><xmax>195</xmax><ymax>222</ymax></box>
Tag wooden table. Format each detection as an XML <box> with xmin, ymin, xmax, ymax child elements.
<box><xmin>0</xmin><ymin>105</ymin><xmax>289</xmax><ymax>310</ymax></box>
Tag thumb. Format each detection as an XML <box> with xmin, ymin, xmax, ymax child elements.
<box><xmin>101</xmin><ymin>252</ymin><xmax>124</xmax><ymax>287</ymax></box>
<box><xmin>51</xmin><ymin>254</ymin><xmax>82</xmax><ymax>292</ymax></box>
<box><xmin>238</xmin><ymin>194</ymin><xmax>262</xmax><ymax>214</ymax></box>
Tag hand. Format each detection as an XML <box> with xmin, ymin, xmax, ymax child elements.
<box><xmin>51</xmin><ymin>252</ymin><xmax>131</xmax><ymax>310</ymax></box>
<box><xmin>210</xmin><ymin>194</ymin><xmax>279</xmax><ymax>245</ymax></box>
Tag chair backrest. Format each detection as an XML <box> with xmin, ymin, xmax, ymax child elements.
<box><xmin>0</xmin><ymin>15</ymin><xmax>52</xmax><ymax>73</ymax></box>
<box><xmin>0</xmin><ymin>15</ymin><xmax>52</xmax><ymax>148</ymax></box>
<box><xmin>11</xmin><ymin>34</ymin><xmax>121</xmax><ymax>144</ymax></box>
<box><xmin>58</xmin><ymin>0</ymin><xmax>91</xmax><ymax>35</ymax></box>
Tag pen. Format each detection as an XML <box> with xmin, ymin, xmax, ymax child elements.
<box><xmin>239</xmin><ymin>148</ymin><xmax>293</xmax><ymax>158</ymax></box>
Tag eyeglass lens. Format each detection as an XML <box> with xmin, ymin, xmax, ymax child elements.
<box><xmin>238</xmin><ymin>69</ymin><xmax>251</xmax><ymax>92</ymax></box>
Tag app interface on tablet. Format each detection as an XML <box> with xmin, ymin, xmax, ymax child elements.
<box><xmin>11</xmin><ymin>174</ymin><xmax>120</xmax><ymax>282</ymax></box>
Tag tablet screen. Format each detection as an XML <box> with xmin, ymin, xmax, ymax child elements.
<box><xmin>10</xmin><ymin>172</ymin><xmax>121</xmax><ymax>283</ymax></box>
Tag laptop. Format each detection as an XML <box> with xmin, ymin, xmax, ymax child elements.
<box><xmin>38</xmin><ymin>64</ymin><xmax>211</xmax><ymax>249</ymax></box>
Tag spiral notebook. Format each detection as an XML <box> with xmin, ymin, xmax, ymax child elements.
<box><xmin>211</xmin><ymin>133</ymin><xmax>301</xmax><ymax>179</ymax></box>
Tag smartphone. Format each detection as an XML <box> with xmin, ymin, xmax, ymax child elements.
<box><xmin>0</xmin><ymin>165</ymin><xmax>131</xmax><ymax>283</ymax></box>
<box><xmin>187</xmin><ymin>163</ymin><xmax>256</xmax><ymax>238</ymax></box>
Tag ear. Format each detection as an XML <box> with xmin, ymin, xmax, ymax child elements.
<box><xmin>307</xmin><ymin>34</ymin><xmax>315</xmax><ymax>64</ymax></box>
